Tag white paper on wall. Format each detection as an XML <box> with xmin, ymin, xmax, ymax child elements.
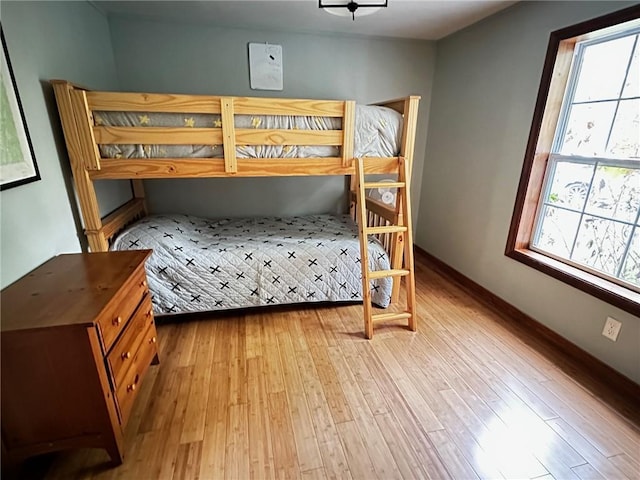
<box><xmin>248</xmin><ymin>43</ymin><xmax>283</xmax><ymax>91</ymax></box>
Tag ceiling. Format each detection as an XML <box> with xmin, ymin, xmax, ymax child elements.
<box><xmin>90</xmin><ymin>0</ymin><xmax>518</xmax><ymax>41</ymax></box>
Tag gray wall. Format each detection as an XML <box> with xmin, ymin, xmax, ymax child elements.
<box><xmin>0</xmin><ymin>1</ymin><xmax>125</xmax><ymax>288</ymax></box>
<box><xmin>107</xmin><ymin>17</ymin><xmax>435</xmax><ymax>221</ymax></box>
<box><xmin>416</xmin><ymin>1</ymin><xmax>640</xmax><ymax>383</ymax></box>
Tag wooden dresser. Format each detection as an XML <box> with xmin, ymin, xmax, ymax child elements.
<box><xmin>1</xmin><ymin>251</ymin><xmax>159</xmax><ymax>466</ymax></box>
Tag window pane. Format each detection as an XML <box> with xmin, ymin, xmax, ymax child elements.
<box><xmin>560</xmin><ymin>102</ymin><xmax>617</xmax><ymax>157</ymax></box>
<box><xmin>573</xmin><ymin>35</ymin><xmax>635</xmax><ymax>102</ymax></box>
<box><xmin>546</xmin><ymin>161</ymin><xmax>594</xmax><ymax>210</ymax></box>
<box><xmin>621</xmin><ymin>36</ymin><xmax>639</xmax><ymax>98</ymax></box>
<box><xmin>606</xmin><ymin>99</ymin><xmax>640</xmax><ymax>159</ymax></box>
<box><xmin>571</xmin><ymin>216</ymin><xmax>632</xmax><ymax>275</ymax></box>
<box><xmin>534</xmin><ymin>206</ymin><xmax>581</xmax><ymax>257</ymax></box>
<box><xmin>585</xmin><ymin>165</ymin><xmax>640</xmax><ymax>223</ymax></box>
<box><xmin>620</xmin><ymin>229</ymin><xmax>640</xmax><ymax>286</ymax></box>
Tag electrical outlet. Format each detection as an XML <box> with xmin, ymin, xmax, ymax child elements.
<box><xmin>602</xmin><ymin>316</ymin><xmax>622</xmax><ymax>342</ymax></box>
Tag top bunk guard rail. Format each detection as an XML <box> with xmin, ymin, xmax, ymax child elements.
<box><xmin>85</xmin><ymin>92</ymin><xmax>347</xmax><ymax>117</ymax></box>
<box><xmin>51</xmin><ymin>80</ymin><xmax>419</xmax><ymax>179</ymax></box>
<box><xmin>50</xmin><ymin>80</ymin><xmax>419</xmax><ymax>251</ymax></box>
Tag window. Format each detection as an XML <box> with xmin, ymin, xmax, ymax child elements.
<box><xmin>533</xmin><ymin>29</ymin><xmax>640</xmax><ymax>289</ymax></box>
<box><xmin>506</xmin><ymin>6</ymin><xmax>640</xmax><ymax>316</ymax></box>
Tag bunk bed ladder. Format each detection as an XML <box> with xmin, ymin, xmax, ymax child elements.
<box><xmin>355</xmin><ymin>156</ymin><xmax>417</xmax><ymax>339</ymax></box>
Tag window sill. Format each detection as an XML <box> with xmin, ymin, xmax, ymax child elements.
<box><xmin>506</xmin><ymin>248</ymin><xmax>640</xmax><ymax>317</ymax></box>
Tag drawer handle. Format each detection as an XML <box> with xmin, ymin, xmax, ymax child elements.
<box><xmin>140</xmin><ymin>280</ymin><xmax>147</xmax><ymax>288</ymax></box>
<box><xmin>121</xmin><ymin>351</ymin><xmax>131</xmax><ymax>360</ymax></box>
<box><xmin>112</xmin><ymin>316</ymin><xmax>123</xmax><ymax>326</ymax></box>
<box><xmin>127</xmin><ymin>373</ymin><xmax>140</xmax><ymax>393</ymax></box>
<box><xmin>149</xmin><ymin>336</ymin><xmax>157</xmax><ymax>344</ymax></box>
<box><xmin>146</xmin><ymin>309</ymin><xmax>153</xmax><ymax>318</ymax></box>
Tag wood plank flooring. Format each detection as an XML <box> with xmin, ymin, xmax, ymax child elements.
<box><xmin>24</xmin><ymin>254</ymin><xmax>640</xmax><ymax>479</ymax></box>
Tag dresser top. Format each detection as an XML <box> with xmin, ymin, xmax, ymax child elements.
<box><xmin>1</xmin><ymin>251</ymin><xmax>151</xmax><ymax>332</ymax></box>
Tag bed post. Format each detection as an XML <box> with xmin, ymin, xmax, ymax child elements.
<box><xmin>131</xmin><ymin>180</ymin><xmax>148</xmax><ymax>214</ymax></box>
<box><xmin>389</xmin><ymin>96</ymin><xmax>420</xmax><ymax>302</ymax></box>
<box><xmin>399</xmin><ymin>96</ymin><xmax>420</xmax><ymax>173</ymax></box>
<box><xmin>52</xmin><ymin>81</ymin><xmax>109</xmax><ymax>251</ymax></box>
<box><xmin>341</xmin><ymin>100</ymin><xmax>356</xmax><ymax>218</ymax></box>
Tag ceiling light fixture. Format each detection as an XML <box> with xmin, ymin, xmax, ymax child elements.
<box><xmin>319</xmin><ymin>1</ymin><xmax>388</xmax><ymax>21</ymax></box>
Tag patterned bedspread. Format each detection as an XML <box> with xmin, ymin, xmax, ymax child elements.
<box><xmin>111</xmin><ymin>214</ymin><xmax>392</xmax><ymax>315</ymax></box>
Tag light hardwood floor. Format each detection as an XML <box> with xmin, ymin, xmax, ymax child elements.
<box><xmin>28</xmin><ymin>255</ymin><xmax>640</xmax><ymax>479</ymax></box>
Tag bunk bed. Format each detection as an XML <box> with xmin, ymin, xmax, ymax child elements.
<box><xmin>51</xmin><ymin>80</ymin><xmax>419</xmax><ymax>338</ymax></box>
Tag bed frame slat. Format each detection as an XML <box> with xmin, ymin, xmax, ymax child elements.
<box><xmin>94</xmin><ymin>159</ymin><xmax>226</xmax><ymax>178</ymax></box>
<box><xmin>93</xmin><ymin>126</ymin><xmax>223</xmax><ymax>145</ymax></box>
<box><xmin>92</xmin><ymin>157</ymin><xmax>401</xmax><ymax>179</ymax></box>
<box><xmin>93</xmin><ymin>127</ymin><xmax>343</xmax><ymax>150</ymax></box>
<box><xmin>233</xmin><ymin>97</ymin><xmax>345</xmax><ymax>117</ymax></box>
<box><xmin>220</xmin><ymin>97</ymin><xmax>237</xmax><ymax>173</ymax></box>
<box><xmin>98</xmin><ymin>198</ymin><xmax>147</xmax><ymax>243</ymax></box>
<box><xmin>87</xmin><ymin>91</ymin><xmax>222</xmax><ymax>113</ymax></box>
<box><xmin>234</xmin><ymin>129</ymin><xmax>343</xmax><ymax>146</ymax></box>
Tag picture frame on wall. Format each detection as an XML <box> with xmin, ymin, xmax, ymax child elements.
<box><xmin>1</xmin><ymin>26</ymin><xmax>40</xmax><ymax>191</ymax></box>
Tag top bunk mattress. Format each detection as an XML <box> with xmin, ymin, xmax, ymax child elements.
<box><xmin>96</xmin><ymin>104</ymin><xmax>402</xmax><ymax>160</ymax></box>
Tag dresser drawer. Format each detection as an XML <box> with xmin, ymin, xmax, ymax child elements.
<box><xmin>114</xmin><ymin>323</ymin><xmax>158</xmax><ymax>426</ymax></box>
<box><xmin>97</xmin><ymin>267</ymin><xmax>148</xmax><ymax>352</ymax></box>
<box><xmin>107</xmin><ymin>294</ymin><xmax>154</xmax><ymax>390</ymax></box>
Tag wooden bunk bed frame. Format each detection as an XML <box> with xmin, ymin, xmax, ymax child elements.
<box><xmin>51</xmin><ymin>80</ymin><xmax>420</xmax><ymax>336</ymax></box>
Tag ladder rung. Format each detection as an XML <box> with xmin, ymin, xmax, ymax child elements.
<box><xmin>369</xmin><ymin>269</ymin><xmax>410</xmax><ymax>279</ymax></box>
<box><xmin>366</xmin><ymin>225</ymin><xmax>407</xmax><ymax>235</ymax></box>
<box><xmin>372</xmin><ymin>311</ymin><xmax>412</xmax><ymax>322</ymax></box>
<box><xmin>363</xmin><ymin>182</ymin><xmax>405</xmax><ymax>189</ymax></box>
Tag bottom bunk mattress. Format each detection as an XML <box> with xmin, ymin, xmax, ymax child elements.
<box><xmin>111</xmin><ymin>214</ymin><xmax>392</xmax><ymax>315</ymax></box>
